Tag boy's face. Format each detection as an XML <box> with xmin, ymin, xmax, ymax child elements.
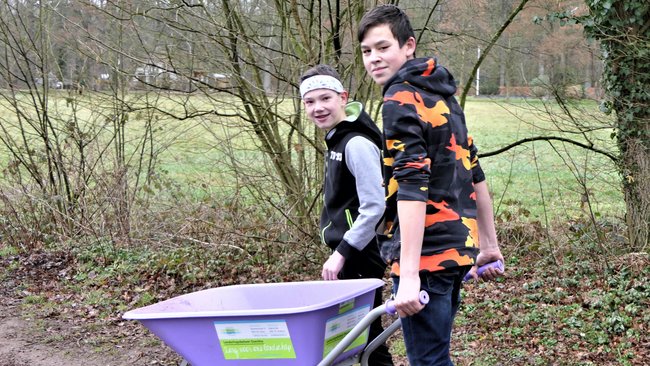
<box><xmin>360</xmin><ymin>24</ymin><xmax>415</xmax><ymax>86</ymax></box>
<box><xmin>303</xmin><ymin>89</ymin><xmax>348</xmax><ymax>131</ymax></box>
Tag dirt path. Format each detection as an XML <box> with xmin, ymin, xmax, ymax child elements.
<box><xmin>0</xmin><ymin>297</ymin><xmax>174</xmax><ymax>366</ymax></box>
<box><xmin>0</xmin><ymin>294</ymin><xmax>80</xmax><ymax>366</ymax></box>
<box><xmin>0</xmin><ymin>314</ymin><xmax>89</xmax><ymax>366</ymax></box>
<box><xmin>0</xmin><ymin>255</ymin><xmax>181</xmax><ymax>366</ymax></box>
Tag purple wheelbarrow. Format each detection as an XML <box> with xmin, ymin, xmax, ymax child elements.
<box><xmin>123</xmin><ymin>278</ymin><xmax>403</xmax><ymax>366</ymax></box>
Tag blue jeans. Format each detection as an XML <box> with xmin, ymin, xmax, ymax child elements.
<box><xmin>392</xmin><ymin>267</ymin><xmax>469</xmax><ymax>366</ymax></box>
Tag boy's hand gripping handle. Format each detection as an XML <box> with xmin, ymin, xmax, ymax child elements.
<box><xmin>463</xmin><ymin>260</ymin><xmax>504</xmax><ymax>282</ymax></box>
<box><xmin>317</xmin><ymin>290</ymin><xmax>427</xmax><ymax>366</ymax></box>
<box><xmin>385</xmin><ymin>291</ymin><xmax>429</xmax><ymax>315</ymax></box>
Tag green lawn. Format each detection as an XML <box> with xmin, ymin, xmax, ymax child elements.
<box><xmin>0</xmin><ymin>92</ymin><xmax>624</xmax><ymax>221</ymax></box>
<box><xmin>463</xmin><ymin>97</ymin><xmax>622</xmax><ymax>222</ymax></box>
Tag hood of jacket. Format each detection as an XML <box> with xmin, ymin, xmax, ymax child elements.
<box><xmin>382</xmin><ymin>58</ymin><xmax>457</xmax><ymax>98</ymax></box>
<box><xmin>325</xmin><ymin>101</ymin><xmax>382</xmax><ymax>148</ymax></box>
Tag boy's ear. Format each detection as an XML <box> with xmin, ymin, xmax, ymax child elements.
<box><xmin>405</xmin><ymin>36</ymin><xmax>416</xmax><ymax>58</ymax></box>
<box><xmin>340</xmin><ymin>90</ymin><xmax>349</xmax><ymax>104</ymax></box>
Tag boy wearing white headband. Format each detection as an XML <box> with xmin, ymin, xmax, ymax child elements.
<box><xmin>300</xmin><ymin>64</ymin><xmax>393</xmax><ymax>366</ymax></box>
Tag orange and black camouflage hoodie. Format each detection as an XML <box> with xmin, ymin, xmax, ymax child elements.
<box><xmin>379</xmin><ymin>57</ymin><xmax>485</xmax><ymax>276</ymax></box>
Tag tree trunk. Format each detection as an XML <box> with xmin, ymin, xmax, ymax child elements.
<box><xmin>589</xmin><ymin>1</ymin><xmax>650</xmax><ymax>250</ymax></box>
<box><xmin>615</xmin><ymin>78</ymin><xmax>650</xmax><ymax>249</ymax></box>
<box><xmin>620</xmin><ymin>136</ymin><xmax>650</xmax><ymax>249</ymax></box>
<box><xmin>499</xmin><ymin>49</ymin><xmax>506</xmax><ymax>96</ymax></box>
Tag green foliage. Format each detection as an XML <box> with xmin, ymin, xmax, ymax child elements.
<box><xmin>451</xmin><ymin>249</ymin><xmax>650</xmax><ymax>365</ymax></box>
<box><xmin>0</xmin><ymin>244</ymin><xmax>18</xmax><ymax>257</ymax></box>
<box><xmin>59</xmin><ymin>226</ymin><xmax>325</xmax><ymax>310</ymax></box>
<box><xmin>23</xmin><ymin>294</ymin><xmax>47</xmax><ymax>304</ymax></box>
<box><xmin>580</xmin><ymin>0</ymin><xmax>650</xmax><ymax>140</ymax></box>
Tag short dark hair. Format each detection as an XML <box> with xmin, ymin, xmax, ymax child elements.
<box><xmin>357</xmin><ymin>4</ymin><xmax>414</xmax><ymax>47</ymax></box>
<box><xmin>299</xmin><ymin>64</ymin><xmax>341</xmax><ymax>83</ymax></box>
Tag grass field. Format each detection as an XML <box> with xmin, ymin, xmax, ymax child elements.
<box><xmin>462</xmin><ymin>97</ymin><xmax>622</xmax><ymax>223</ymax></box>
<box><xmin>0</xmin><ymin>91</ymin><xmax>624</xmax><ymax>223</ymax></box>
<box><xmin>161</xmin><ymin>95</ymin><xmax>624</xmax><ymax>222</ymax></box>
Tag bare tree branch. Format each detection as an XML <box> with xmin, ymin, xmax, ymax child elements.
<box><xmin>479</xmin><ymin>135</ymin><xmax>618</xmax><ymax>163</ymax></box>
<box><xmin>459</xmin><ymin>0</ymin><xmax>530</xmax><ymax>108</ymax></box>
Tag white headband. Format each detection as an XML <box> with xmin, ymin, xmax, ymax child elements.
<box><xmin>300</xmin><ymin>75</ymin><xmax>345</xmax><ymax>99</ymax></box>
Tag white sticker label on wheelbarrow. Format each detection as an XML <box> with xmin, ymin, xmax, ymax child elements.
<box><xmin>214</xmin><ymin>320</ymin><xmax>296</xmax><ymax>360</ymax></box>
<box><xmin>323</xmin><ymin>305</ymin><xmax>370</xmax><ymax>358</ymax></box>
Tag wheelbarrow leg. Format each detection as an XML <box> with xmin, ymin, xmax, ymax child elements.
<box><xmin>360</xmin><ymin>318</ymin><xmax>401</xmax><ymax>366</ymax></box>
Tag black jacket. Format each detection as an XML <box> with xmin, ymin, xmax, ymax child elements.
<box><xmin>320</xmin><ymin>102</ymin><xmax>383</xmax><ymax>259</ymax></box>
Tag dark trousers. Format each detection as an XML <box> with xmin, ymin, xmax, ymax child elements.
<box><xmin>338</xmin><ymin>241</ymin><xmax>394</xmax><ymax>366</ymax></box>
